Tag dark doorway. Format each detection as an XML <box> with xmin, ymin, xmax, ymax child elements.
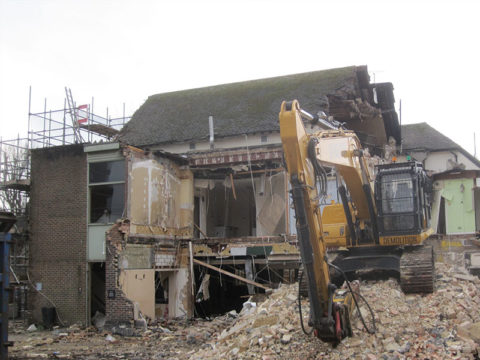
<box><xmin>438</xmin><ymin>197</ymin><xmax>446</xmax><ymax>234</ymax></box>
<box><xmin>90</xmin><ymin>262</ymin><xmax>106</xmax><ymax>317</ymax></box>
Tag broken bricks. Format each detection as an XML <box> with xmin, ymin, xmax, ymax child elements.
<box><xmin>8</xmin><ymin>261</ymin><xmax>480</xmax><ymax>359</ymax></box>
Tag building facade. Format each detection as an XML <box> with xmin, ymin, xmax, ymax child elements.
<box><xmin>29</xmin><ymin>65</ymin><xmax>401</xmax><ymax>326</ymax></box>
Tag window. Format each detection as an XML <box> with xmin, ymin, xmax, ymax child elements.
<box><xmin>380</xmin><ymin>173</ymin><xmax>415</xmax><ymax>232</ymax></box>
<box><xmin>89</xmin><ymin>160</ymin><xmax>125</xmax><ymax>183</ymax></box>
<box><xmin>89</xmin><ymin>160</ymin><xmax>125</xmax><ymax>224</ymax></box>
<box><xmin>90</xmin><ymin>184</ymin><xmax>125</xmax><ymax>223</ymax></box>
<box><xmin>380</xmin><ymin>173</ymin><xmax>414</xmax><ymax>214</ymax></box>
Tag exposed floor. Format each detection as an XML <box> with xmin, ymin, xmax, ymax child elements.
<box><xmin>8</xmin><ymin>259</ymin><xmax>480</xmax><ymax>360</ymax></box>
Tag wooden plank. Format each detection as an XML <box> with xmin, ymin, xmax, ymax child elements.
<box><xmin>193</xmin><ymin>258</ymin><xmax>271</xmax><ymax>291</ymax></box>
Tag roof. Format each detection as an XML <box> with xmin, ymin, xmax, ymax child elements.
<box><xmin>401</xmin><ymin>122</ymin><xmax>461</xmax><ymax>152</ymax></box>
<box><xmin>401</xmin><ymin>122</ymin><xmax>480</xmax><ymax>167</ymax></box>
<box><xmin>119</xmin><ymin>66</ymin><xmax>399</xmax><ymax>148</ymax></box>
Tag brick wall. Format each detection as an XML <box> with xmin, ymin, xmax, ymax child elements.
<box><xmin>29</xmin><ymin>145</ymin><xmax>87</xmax><ymax>325</ymax></box>
<box><xmin>105</xmin><ymin>222</ymin><xmax>134</xmax><ymax>326</ymax></box>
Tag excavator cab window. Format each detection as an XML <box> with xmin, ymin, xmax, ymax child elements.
<box><xmin>375</xmin><ymin>162</ymin><xmax>429</xmax><ymax>236</ymax></box>
<box><xmin>380</xmin><ymin>173</ymin><xmax>414</xmax><ymax>213</ymax></box>
<box><xmin>378</xmin><ymin>172</ymin><xmax>416</xmax><ymax>232</ymax></box>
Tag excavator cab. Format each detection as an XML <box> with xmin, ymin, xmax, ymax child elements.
<box><xmin>375</xmin><ymin>161</ymin><xmax>432</xmax><ymax>245</ymax></box>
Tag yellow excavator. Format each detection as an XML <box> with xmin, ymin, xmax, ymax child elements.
<box><xmin>279</xmin><ymin>100</ymin><xmax>434</xmax><ymax>342</ymax></box>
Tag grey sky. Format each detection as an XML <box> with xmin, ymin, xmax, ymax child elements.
<box><xmin>1</xmin><ymin>0</ymin><xmax>479</xmax><ymax>156</ymax></box>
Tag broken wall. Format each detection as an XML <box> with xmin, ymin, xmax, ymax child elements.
<box><xmin>127</xmin><ymin>151</ymin><xmax>193</xmax><ymax>238</ymax></box>
<box><xmin>168</xmin><ymin>267</ymin><xmax>192</xmax><ymax>319</ymax></box>
<box><xmin>204</xmin><ymin>178</ymin><xmax>256</xmax><ymax>237</ymax></box>
<box><xmin>105</xmin><ymin>221</ymin><xmax>193</xmax><ymax>324</ymax></box>
<box><xmin>105</xmin><ymin>224</ymin><xmax>134</xmax><ymax>325</ymax></box>
<box><xmin>119</xmin><ymin>269</ymin><xmax>155</xmax><ymax>320</ymax></box>
<box><xmin>432</xmin><ymin>178</ymin><xmax>476</xmax><ymax>234</ymax></box>
<box><xmin>254</xmin><ymin>172</ymin><xmax>287</xmax><ymax>236</ymax></box>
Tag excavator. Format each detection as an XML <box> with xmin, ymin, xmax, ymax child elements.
<box><xmin>279</xmin><ymin>100</ymin><xmax>434</xmax><ymax>342</ymax></box>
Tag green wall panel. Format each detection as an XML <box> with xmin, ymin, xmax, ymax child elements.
<box><xmin>444</xmin><ymin>178</ymin><xmax>475</xmax><ymax>234</ymax></box>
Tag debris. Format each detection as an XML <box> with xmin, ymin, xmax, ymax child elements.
<box><xmin>281</xmin><ymin>334</ymin><xmax>292</xmax><ymax>344</ymax></box>
<box><xmin>227</xmin><ymin>310</ymin><xmax>238</xmax><ymax>318</ymax></box>
<box><xmin>105</xmin><ymin>334</ymin><xmax>116</xmax><ymax>343</ymax></box>
<box><xmin>158</xmin><ymin>325</ymin><xmax>172</xmax><ymax>334</ymax></box>
<box><xmin>27</xmin><ymin>324</ymin><xmax>37</xmax><ymax>332</ymax></box>
<box><xmin>91</xmin><ymin>311</ymin><xmax>106</xmax><ymax>330</ymax></box>
<box><xmin>8</xmin><ymin>260</ymin><xmax>480</xmax><ymax>359</ymax></box>
<box><xmin>240</xmin><ymin>300</ymin><xmax>257</xmax><ymax>316</ymax></box>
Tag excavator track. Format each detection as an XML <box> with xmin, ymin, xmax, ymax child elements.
<box><xmin>400</xmin><ymin>245</ymin><xmax>435</xmax><ymax>293</ymax></box>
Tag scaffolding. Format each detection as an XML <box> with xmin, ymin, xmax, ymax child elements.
<box><xmin>0</xmin><ymin>136</ymin><xmax>30</xmax><ymax>323</ymax></box>
<box><xmin>28</xmin><ymin>87</ymin><xmax>129</xmax><ymax>149</ymax></box>
<box><xmin>0</xmin><ymin>87</ymin><xmax>130</xmax><ymax>322</ymax></box>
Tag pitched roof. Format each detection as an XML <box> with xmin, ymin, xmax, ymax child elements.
<box><xmin>401</xmin><ymin>122</ymin><xmax>461</xmax><ymax>151</ymax></box>
<box><xmin>401</xmin><ymin>122</ymin><xmax>480</xmax><ymax>167</ymax></box>
<box><xmin>119</xmin><ymin>66</ymin><xmax>398</xmax><ymax>148</ymax></box>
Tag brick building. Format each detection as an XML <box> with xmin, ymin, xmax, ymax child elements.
<box><xmin>28</xmin><ymin>65</ymin><xmax>401</xmax><ymax>326</ymax></box>
<box><xmin>29</xmin><ymin>145</ymin><xmax>87</xmax><ymax>324</ymax></box>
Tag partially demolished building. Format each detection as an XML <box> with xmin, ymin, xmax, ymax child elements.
<box><xmin>400</xmin><ymin>123</ymin><xmax>480</xmax><ymax>235</ymax></box>
<box><xmin>28</xmin><ymin>66</ymin><xmax>401</xmax><ymax>326</ymax></box>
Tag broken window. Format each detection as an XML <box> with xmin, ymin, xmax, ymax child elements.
<box><xmin>89</xmin><ymin>160</ymin><xmax>125</xmax><ymax>224</ymax></box>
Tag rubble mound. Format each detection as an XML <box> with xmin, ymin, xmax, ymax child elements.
<box><xmin>9</xmin><ymin>262</ymin><xmax>480</xmax><ymax>359</ymax></box>
<box><xmin>192</xmin><ymin>262</ymin><xmax>480</xmax><ymax>359</ymax></box>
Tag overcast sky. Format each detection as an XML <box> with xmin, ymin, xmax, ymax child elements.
<box><xmin>1</xmin><ymin>0</ymin><xmax>479</xmax><ymax>157</ymax></box>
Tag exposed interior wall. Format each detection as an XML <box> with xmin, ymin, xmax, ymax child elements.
<box><xmin>127</xmin><ymin>152</ymin><xmax>193</xmax><ymax>238</ymax></box>
<box><xmin>119</xmin><ymin>269</ymin><xmax>155</xmax><ymax>320</ymax></box>
<box><xmin>193</xmin><ymin>183</ymin><xmax>209</xmax><ymax>238</ymax></box>
<box><xmin>105</xmin><ymin>220</ymin><xmax>194</xmax><ymax>323</ymax></box>
<box><xmin>197</xmin><ymin>171</ymin><xmax>294</xmax><ymax>238</ymax></box>
<box><xmin>168</xmin><ymin>268</ymin><xmax>191</xmax><ymax>318</ymax></box>
<box><xmin>205</xmin><ymin>178</ymin><xmax>256</xmax><ymax>237</ymax></box>
<box><xmin>254</xmin><ymin>172</ymin><xmax>287</xmax><ymax>236</ymax></box>
<box><xmin>434</xmin><ymin>178</ymin><xmax>476</xmax><ymax>234</ymax></box>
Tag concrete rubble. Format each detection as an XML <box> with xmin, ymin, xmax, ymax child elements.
<box><xmin>8</xmin><ymin>261</ymin><xmax>480</xmax><ymax>359</ymax></box>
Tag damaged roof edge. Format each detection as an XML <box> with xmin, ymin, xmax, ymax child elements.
<box><xmin>119</xmin><ymin>65</ymin><xmax>399</xmax><ymax>148</ymax></box>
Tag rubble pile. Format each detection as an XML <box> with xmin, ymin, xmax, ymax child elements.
<box><xmin>9</xmin><ymin>261</ymin><xmax>480</xmax><ymax>359</ymax></box>
<box><xmin>192</xmin><ymin>262</ymin><xmax>480</xmax><ymax>359</ymax></box>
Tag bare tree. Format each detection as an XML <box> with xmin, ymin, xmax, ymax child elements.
<box><xmin>0</xmin><ymin>138</ymin><xmax>30</xmax><ymax>215</ymax></box>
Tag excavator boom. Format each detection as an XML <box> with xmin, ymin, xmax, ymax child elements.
<box><xmin>280</xmin><ymin>98</ymin><xmax>435</xmax><ymax>342</ymax></box>
<box><xmin>280</xmin><ymin>100</ymin><xmax>354</xmax><ymax>342</ymax></box>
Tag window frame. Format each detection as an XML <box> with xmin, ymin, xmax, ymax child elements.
<box><xmin>88</xmin><ymin>159</ymin><xmax>126</xmax><ymax>225</ymax></box>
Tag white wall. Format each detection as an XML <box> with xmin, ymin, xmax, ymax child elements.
<box><xmin>423</xmin><ymin>150</ymin><xmax>479</xmax><ymax>173</ymax></box>
<box><xmin>153</xmin><ymin>133</ymin><xmax>282</xmax><ymax>154</ymax></box>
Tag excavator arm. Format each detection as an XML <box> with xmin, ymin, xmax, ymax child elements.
<box><xmin>280</xmin><ymin>100</ymin><xmax>354</xmax><ymax>342</ymax></box>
